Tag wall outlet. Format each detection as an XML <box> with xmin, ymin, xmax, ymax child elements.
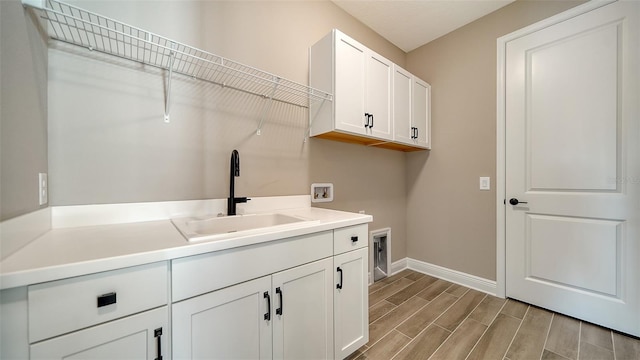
<box><xmin>479</xmin><ymin>176</ymin><xmax>490</xmax><ymax>191</ymax></box>
<box><xmin>39</xmin><ymin>173</ymin><xmax>48</xmax><ymax>205</ymax></box>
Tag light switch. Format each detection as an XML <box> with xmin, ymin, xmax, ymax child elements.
<box><xmin>479</xmin><ymin>177</ymin><xmax>490</xmax><ymax>190</ymax></box>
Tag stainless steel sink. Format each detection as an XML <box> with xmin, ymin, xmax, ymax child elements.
<box><xmin>171</xmin><ymin>213</ymin><xmax>317</xmax><ymax>242</ymax></box>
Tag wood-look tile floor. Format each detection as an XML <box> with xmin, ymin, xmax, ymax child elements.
<box><xmin>351</xmin><ymin>269</ymin><xmax>640</xmax><ymax>360</ymax></box>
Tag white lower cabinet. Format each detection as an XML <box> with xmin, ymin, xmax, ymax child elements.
<box><xmin>172</xmin><ymin>276</ymin><xmax>273</xmax><ymax>359</ymax></box>
<box><xmin>272</xmin><ymin>257</ymin><xmax>334</xmax><ymax>359</ymax></box>
<box><xmin>26</xmin><ymin>262</ymin><xmax>170</xmax><ymax>360</ymax></box>
<box><xmin>334</xmin><ymin>248</ymin><xmax>369</xmax><ymax>359</ymax></box>
<box><xmin>172</xmin><ymin>257</ymin><xmax>334</xmax><ymax>360</ymax></box>
<box><xmin>333</xmin><ymin>224</ymin><xmax>369</xmax><ymax>359</ymax></box>
<box><xmin>30</xmin><ymin>306</ymin><xmax>168</xmax><ymax>360</ymax></box>
<box><xmin>3</xmin><ymin>226</ymin><xmax>369</xmax><ymax>360</ymax></box>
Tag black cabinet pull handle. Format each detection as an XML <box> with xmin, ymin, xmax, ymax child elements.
<box><xmin>351</xmin><ymin>235</ymin><xmax>358</xmax><ymax>242</ymax></box>
<box><xmin>415</xmin><ymin>127</ymin><xmax>419</xmax><ymax>139</ymax></box>
<box><xmin>97</xmin><ymin>292</ymin><xmax>116</xmax><ymax>308</ymax></box>
<box><xmin>337</xmin><ymin>267</ymin><xmax>343</xmax><ymax>289</ymax></box>
<box><xmin>370</xmin><ymin>114</ymin><xmax>374</xmax><ymax>128</ymax></box>
<box><xmin>263</xmin><ymin>292</ymin><xmax>271</xmax><ymax>320</ymax></box>
<box><xmin>364</xmin><ymin>113</ymin><xmax>370</xmax><ymax>128</ymax></box>
<box><xmin>154</xmin><ymin>327</ymin><xmax>163</xmax><ymax>360</ymax></box>
<box><xmin>411</xmin><ymin>127</ymin><xmax>416</xmax><ymax>139</ymax></box>
<box><xmin>275</xmin><ymin>287</ymin><xmax>283</xmax><ymax>315</ymax></box>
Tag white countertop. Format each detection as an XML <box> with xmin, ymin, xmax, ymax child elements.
<box><xmin>0</xmin><ymin>200</ymin><xmax>372</xmax><ymax>290</ymax></box>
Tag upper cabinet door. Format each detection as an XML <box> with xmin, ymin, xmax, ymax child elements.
<box><xmin>335</xmin><ymin>34</ymin><xmax>368</xmax><ymax>136</ymax></box>
<box><xmin>366</xmin><ymin>52</ymin><xmax>393</xmax><ymax>140</ymax></box>
<box><xmin>412</xmin><ymin>77</ymin><xmax>431</xmax><ymax>149</ymax></box>
<box><xmin>393</xmin><ymin>66</ymin><xmax>413</xmax><ymax>145</ymax></box>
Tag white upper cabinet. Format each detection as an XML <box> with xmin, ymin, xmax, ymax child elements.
<box><xmin>393</xmin><ymin>66</ymin><xmax>414</xmax><ymax>145</ymax></box>
<box><xmin>412</xmin><ymin>77</ymin><xmax>431</xmax><ymax>149</ymax></box>
<box><xmin>310</xmin><ymin>29</ymin><xmax>430</xmax><ymax>151</ymax></box>
<box><xmin>393</xmin><ymin>65</ymin><xmax>431</xmax><ymax>149</ymax></box>
<box><xmin>310</xmin><ymin>29</ymin><xmax>393</xmax><ymax>143</ymax></box>
<box><xmin>364</xmin><ymin>52</ymin><xmax>393</xmax><ymax>140</ymax></box>
<box><xmin>334</xmin><ymin>35</ymin><xmax>368</xmax><ymax>136</ymax></box>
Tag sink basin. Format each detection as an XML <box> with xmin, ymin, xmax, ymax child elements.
<box><xmin>171</xmin><ymin>213</ymin><xmax>318</xmax><ymax>242</ymax></box>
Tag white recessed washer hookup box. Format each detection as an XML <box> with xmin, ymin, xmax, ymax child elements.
<box><xmin>311</xmin><ymin>183</ymin><xmax>333</xmax><ymax>203</ymax></box>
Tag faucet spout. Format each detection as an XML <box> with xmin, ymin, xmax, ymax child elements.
<box><xmin>228</xmin><ymin>150</ymin><xmax>249</xmax><ymax>216</ymax></box>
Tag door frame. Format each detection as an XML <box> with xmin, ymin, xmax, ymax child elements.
<box><xmin>495</xmin><ymin>0</ymin><xmax>616</xmax><ymax>298</ymax></box>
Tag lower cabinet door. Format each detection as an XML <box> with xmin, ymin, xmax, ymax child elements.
<box><xmin>30</xmin><ymin>306</ymin><xmax>168</xmax><ymax>360</ymax></box>
<box><xmin>334</xmin><ymin>248</ymin><xmax>369</xmax><ymax>359</ymax></box>
<box><xmin>272</xmin><ymin>257</ymin><xmax>334</xmax><ymax>360</ymax></box>
<box><xmin>172</xmin><ymin>275</ymin><xmax>272</xmax><ymax>360</ymax></box>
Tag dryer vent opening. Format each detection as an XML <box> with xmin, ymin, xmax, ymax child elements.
<box><xmin>370</xmin><ymin>228</ymin><xmax>391</xmax><ymax>283</ymax></box>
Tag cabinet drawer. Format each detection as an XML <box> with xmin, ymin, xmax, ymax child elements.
<box><xmin>334</xmin><ymin>224</ymin><xmax>368</xmax><ymax>255</ymax></box>
<box><xmin>30</xmin><ymin>306</ymin><xmax>168</xmax><ymax>360</ymax></box>
<box><xmin>28</xmin><ymin>261</ymin><xmax>168</xmax><ymax>343</ymax></box>
<box><xmin>172</xmin><ymin>231</ymin><xmax>333</xmax><ymax>302</ymax></box>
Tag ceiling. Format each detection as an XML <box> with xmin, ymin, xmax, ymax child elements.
<box><xmin>332</xmin><ymin>0</ymin><xmax>516</xmax><ymax>52</ymax></box>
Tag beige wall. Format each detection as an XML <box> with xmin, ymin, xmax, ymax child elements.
<box><xmin>43</xmin><ymin>1</ymin><xmax>407</xmax><ymax>259</ymax></box>
<box><xmin>310</xmin><ymin>139</ymin><xmax>407</xmax><ymax>262</ymax></box>
<box><xmin>404</xmin><ymin>0</ymin><xmax>585</xmax><ymax>280</ymax></box>
<box><xmin>3</xmin><ymin>0</ymin><xmax>589</xmax><ymax>270</ymax></box>
<box><xmin>0</xmin><ymin>0</ymin><xmax>48</xmax><ymax>221</ymax></box>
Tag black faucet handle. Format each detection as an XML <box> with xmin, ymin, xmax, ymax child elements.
<box><xmin>235</xmin><ymin>197</ymin><xmax>250</xmax><ymax>204</ymax></box>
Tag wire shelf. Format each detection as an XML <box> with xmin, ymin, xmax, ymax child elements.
<box><xmin>23</xmin><ymin>0</ymin><xmax>332</xmax><ymax>112</ymax></box>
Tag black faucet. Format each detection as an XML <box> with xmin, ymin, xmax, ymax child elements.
<box><xmin>227</xmin><ymin>149</ymin><xmax>249</xmax><ymax>216</ymax></box>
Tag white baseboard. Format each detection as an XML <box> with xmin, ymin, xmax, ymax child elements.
<box><xmin>391</xmin><ymin>258</ymin><xmax>408</xmax><ymax>275</ymax></box>
<box><xmin>390</xmin><ymin>257</ymin><xmax>498</xmax><ymax>296</ymax></box>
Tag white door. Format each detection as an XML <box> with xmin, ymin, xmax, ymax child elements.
<box><xmin>366</xmin><ymin>52</ymin><xmax>393</xmax><ymax>140</ymax></box>
<box><xmin>334</xmin><ymin>248</ymin><xmax>368</xmax><ymax>360</ymax></box>
<box><xmin>30</xmin><ymin>307</ymin><xmax>168</xmax><ymax>360</ymax></box>
<box><xmin>335</xmin><ymin>33</ymin><xmax>367</xmax><ymax>136</ymax></box>
<box><xmin>505</xmin><ymin>1</ymin><xmax>639</xmax><ymax>336</ymax></box>
<box><xmin>172</xmin><ymin>276</ymin><xmax>272</xmax><ymax>359</ymax></box>
<box><xmin>272</xmin><ymin>257</ymin><xmax>333</xmax><ymax>360</ymax></box>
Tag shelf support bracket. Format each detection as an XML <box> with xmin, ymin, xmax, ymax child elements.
<box><xmin>164</xmin><ymin>44</ymin><xmax>176</xmax><ymax>123</ymax></box>
<box><xmin>305</xmin><ymin>97</ymin><xmax>327</xmax><ymax>143</ymax></box>
<box><xmin>256</xmin><ymin>77</ymin><xmax>280</xmax><ymax>135</ymax></box>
